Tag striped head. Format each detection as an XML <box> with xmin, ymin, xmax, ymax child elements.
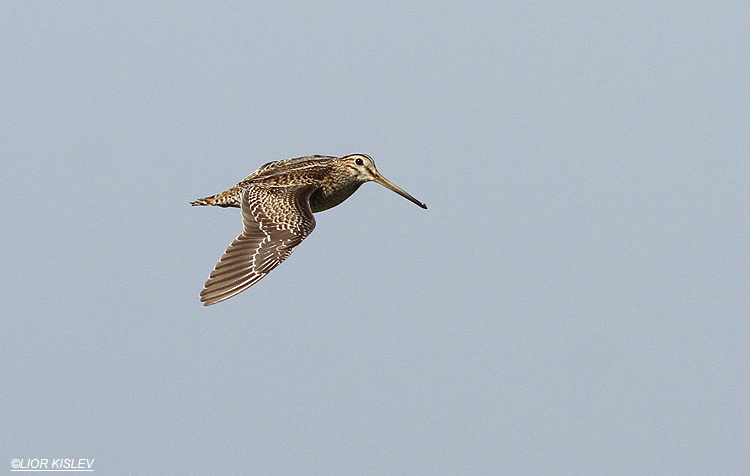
<box><xmin>339</xmin><ymin>154</ymin><xmax>427</xmax><ymax>209</ymax></box>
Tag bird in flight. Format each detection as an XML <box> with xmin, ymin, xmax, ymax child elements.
<box><xmin>192</xmin><ymin>154</ymin><xmax>427</xmax><ymax>305</ymax></box>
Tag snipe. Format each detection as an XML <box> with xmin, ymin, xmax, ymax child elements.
<box><xmin>192</xmin><ymin>154</ymin><xmax>427</xmax><ymax>306</ymax></box>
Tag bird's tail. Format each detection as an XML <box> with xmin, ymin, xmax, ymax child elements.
<box><xmin>191</xmin><ymin>185</ymin><xmax>243</xmax><ymax>208</ymax></box>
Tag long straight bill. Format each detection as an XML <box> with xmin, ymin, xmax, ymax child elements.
<box><xmin>373</xmin><ymin>174</ymin><xmax>428</xmax><ymax>209</ymax></box>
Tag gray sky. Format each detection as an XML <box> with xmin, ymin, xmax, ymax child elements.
<box><xmin>2</xmin><ymin>2</ymin><xmax>749</xmax><ymax>475</ymax></box>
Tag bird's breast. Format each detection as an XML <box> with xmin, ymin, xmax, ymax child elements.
<box><xmin>309</xmin><ymin>182</ymin><xmax>363</xmax><ymax>213</ymax></box>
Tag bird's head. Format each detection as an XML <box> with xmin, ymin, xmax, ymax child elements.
<box><xmin>340</xmin><ymin>154</ymin><xmax>427</xmax><ymax>209</ymax></box>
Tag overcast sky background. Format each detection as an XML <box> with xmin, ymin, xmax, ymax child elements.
<box><xmin>2</xmin><ymin>2</ymin><xmax>749</xmax><ymax>475</ymax></box>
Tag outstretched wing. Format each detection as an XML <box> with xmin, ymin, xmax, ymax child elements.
<box><xmin>200</xmin><ymin>184</ymin><xmax>317</xmax><ymax>306</ymax></box>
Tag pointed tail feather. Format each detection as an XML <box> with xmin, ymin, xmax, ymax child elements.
<box><xmin>190</xmin><ymin>185</ymin><xmax>243</xmax><ymax>208</ymax></box>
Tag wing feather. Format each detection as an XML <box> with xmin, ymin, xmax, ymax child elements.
<box><xmin>200</xmin><ymin>184</ymin><xmax>317</xmax><ymax>306</ymax></box>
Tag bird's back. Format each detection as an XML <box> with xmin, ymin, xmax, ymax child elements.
<box><xmin>243</xmin><ymin>155</ymin><xmax>338</xmax><ymax>186</ymax></box>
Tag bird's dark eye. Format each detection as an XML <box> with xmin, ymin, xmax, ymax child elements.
<box><xmin>355</xmin><ymin>158</ymin><xmax>364</xmax><ymax>166</ymax></box>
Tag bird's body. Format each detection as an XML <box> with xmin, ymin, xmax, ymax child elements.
<box><xmin>192</xmin><ymin>154</ymin><xmax>426</xmax><ymax>306</ymax></box>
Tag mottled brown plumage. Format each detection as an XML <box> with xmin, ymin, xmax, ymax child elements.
<box><xmin>192</xmin><ymin>154</ymin><xmax>426</xmax><ymax>306</ymax></box>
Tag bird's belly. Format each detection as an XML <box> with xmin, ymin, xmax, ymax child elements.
<box><xmin>310</xmin><ymin>183</ymin><xmax>363</xmax><ymax>213</ymax></box>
